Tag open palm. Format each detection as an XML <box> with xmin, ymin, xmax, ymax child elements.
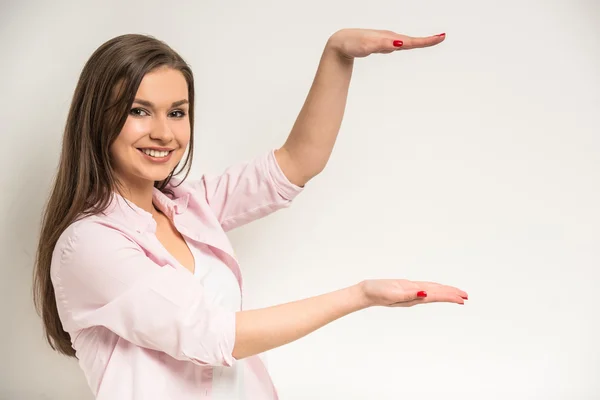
<box><xmin>361</xmin><ymin>279</ymin><xmax>468</xmax><ymax>307</ymax></box>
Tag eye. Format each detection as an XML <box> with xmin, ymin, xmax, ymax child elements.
<box><xmin>170</xmin><ymin>110</ymin><xmax>187</xmax><ymax>118</ymax></box>
<box><xmin>130</xmin><ymin>108</ymin><xmax>149</xmax><ymax>117</ymax></box>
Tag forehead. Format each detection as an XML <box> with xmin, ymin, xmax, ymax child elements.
<box><xmin>135</xmin><ymin>67</ymin><xmax>188</xmax><ymax>104</ymax></box>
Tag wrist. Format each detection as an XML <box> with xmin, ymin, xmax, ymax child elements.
<box><xmin>325</xmin><ymin>33</ymin><xmax>354</xmax><ymax>64</ymax></box>
<box><xmin>348</xmin><ymin>281</ymin><xmax>372</xmax><ymax>310</ymax></box>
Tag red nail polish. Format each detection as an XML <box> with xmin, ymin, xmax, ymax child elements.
<box><xmin>461</xmin><ymin>296</ymin><xmax>468</xmax><ymax>300</ymax></box>
<box><xmin>393</xmin><ymin>40</ymin><xmax>403</xmax><ymax>47</ymax></box>
<box><xmin>417</xmin><ymin>291</ymin><xmax>427</xmax><ymax>298</ymax></box>
<box><xmin>436</xmin><ymin>33</ymin><xmax>446</xmax><ymax>37</ymax></box>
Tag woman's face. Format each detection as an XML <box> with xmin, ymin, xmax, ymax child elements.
<box><xmin>110</xmin><ymin>67</ymin><xmax>191</xmax><ymax>188</ymax></box>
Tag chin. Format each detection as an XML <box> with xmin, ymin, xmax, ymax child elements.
<box><xmin>131</xmin><ymin>167</ymin><xmax>175</xmax><ymax>185</ymax></box>
<box><xmin>148</xmin><ymin>171</ymin><xmax>175</xmax><ymax>183</ymax></box>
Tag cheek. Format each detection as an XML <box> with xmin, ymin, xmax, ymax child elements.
<box><xmin>178</xmin><ymin>133</ymin><xmax>191</xmax><ymax>148</ymax></box>
<box><xmin>109</xmin><ymin>136</ymin><xmax>130</xmax><ymax>167</ymax></box>
<box><xmin>110</xmin><ymin>118</ymin><xmax>148</xmax><ymax>164</ymax></box>
<box><xmin>121</xmin><ymin>116</ymin><xmax>150</xmax><ymax>138</ymax></box>
<box><xmin>175</xmin><ymin>124</ymin><xmax>191</xmax><ymax>148</ymax></box>
<box><xmin>117</xmin><ymin>118</ymin><xmax>150</xmax><ymax>155</ymax></box>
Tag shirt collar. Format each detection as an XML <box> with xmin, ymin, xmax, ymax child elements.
<box><xmin>105</xmin><ymin>187</ymin><xmax>190</xmax><ymax>233</ymax></box>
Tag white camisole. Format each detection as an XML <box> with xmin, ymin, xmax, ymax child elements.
<box><xmin>187</xmin><ymin>241</ymin><xmax>246</xmax><ymax>399</ymax></box>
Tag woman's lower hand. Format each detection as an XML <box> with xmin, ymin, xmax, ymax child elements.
<box><xmin>359</xmin><ymin>279</ymin><xmax>468</xmax><ymax>307</ymax></box>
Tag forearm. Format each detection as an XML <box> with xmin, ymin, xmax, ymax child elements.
<box><xmin>232</xmin><ymin>282</ymin><xmax>368</xmax><ymax>360</ymax></box>
<box><xmin>278</xmin><ymin>38</ymin><xmax>354</xmax><ymax>186</ymax></box>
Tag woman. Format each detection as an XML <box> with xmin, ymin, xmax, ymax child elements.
<box><xmin>33</xmin><ymin>29</ymin><xmax>468</xmax><ymax>399</ymax></box>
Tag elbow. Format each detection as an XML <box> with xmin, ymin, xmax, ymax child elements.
<box><xmin>231</xmin><ymin>345</ymin><xmax>247</xmax><ymax>362</ymax></box>
<box><xmin>177</xmin><ymin>308</ymin><xmax>238</xmax><ymax>367</ymax></box>
<box><xmin>183</xmin><ymin>346</ymin><xmax>236</xmax><ymax>367</ymax></box>
<box><xmin>275</xmin><ymin>147</ymin><xmax>321</xmax><ymax>188</ymax></box>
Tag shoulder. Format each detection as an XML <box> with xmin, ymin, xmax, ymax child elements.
<box><xmin>52</xmin><ymin>216</ymin><xmax>140</xmax><ymax>273</ymax></box>
<box><xmin>57</xmin><ymin>214</ymin><xmax>137</xmax><ymax>249</ymax></box>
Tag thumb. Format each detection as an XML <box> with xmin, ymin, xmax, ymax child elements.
<box><xmin>390</xmin><ymin>289</ymin><xmax>428</xmax><ymax>306</ymax></box>
<box><xmin>414</xmin><ymin>290</ymin><xmax>428</xmax><ymax>300</ymax></box>
<box><xmin>393</xmin><ymin>289</ymin><xmax>427</xmax><ymax>305</ymax></box>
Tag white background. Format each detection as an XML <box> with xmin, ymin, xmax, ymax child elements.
<box><xmin>1</xmin><ymin>0</ymin><xmax>598</xmax><ymax>399</ymax></box>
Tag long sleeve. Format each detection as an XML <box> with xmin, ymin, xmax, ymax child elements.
<box><xmin>194</xmin><ymin>149</ymin><xmax>304</xmax><ymax>232</ymax></box>
<box><xmin>51</xmin><ymin>221</ymin><xmax>236</xmax><ymax>367</ymax></box>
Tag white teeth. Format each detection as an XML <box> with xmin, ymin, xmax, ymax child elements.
<box><xmin>142</xmin><ymin>149</ymin><xmax>170</xmax><ymax>158</ymax></box>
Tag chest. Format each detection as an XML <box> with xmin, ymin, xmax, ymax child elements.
<box><xmin>149</xmin><ymin>210</ymin><xmax>242</xmax><ymax>311</ymax></box>
<box><xmin>153</xmin><ymin>212</ymin><xmax>195</xmax><ymax>274</ymax></box>
<box><xmin>133</xmin><ymin>205</ymin><xmax>243</xmax><ymax>292</ymax></box>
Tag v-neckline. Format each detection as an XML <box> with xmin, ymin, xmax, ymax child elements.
<box><xmin>152</xmin><ymin>205</ymin><xmax>197</xmax><ymax>275</ymax></box>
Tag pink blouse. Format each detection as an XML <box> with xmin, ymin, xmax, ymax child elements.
<box><xmin>50</xmin><ymin>149</ymin><xmax>304</xmax><ymax>399</ymax></box>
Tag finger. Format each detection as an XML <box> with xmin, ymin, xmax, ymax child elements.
<box><xmin>426</xmin><ymin>292</ymin><xmax>465</xmax><ymax>305</ymax></box>
<box><xmin>381</xmin><ymin>37</ymin><xmax>404</xmax><ymax>52</ymax></box>
<box><xmin>391</xmin><ymin>292</ymin><xmax>465</xmax><ymax>307</ymax></box>
<box><xmin>410</xmin><ymin>289</ymin><xmax>429</xmax><ymax>301</ymax></box>
<box><xmin>445</xmin><ymin>286</ymin><xmax>468</xmax><ymax>300</ymax></box>
<box><xmin>401</xmin><ymin>33</ymin><xmax>446</xmax><ymax>49</ymax></box>
<box><xmin>436</xmin><ymin>287</ymin><xmax>468</xmax><ymax>301</ymax></box>
<box><xmin>418</xmin><ymin>281</ymin><xmax>468</xmax><ymax>300</ymax></box>
<box><xmin>390</xmin><ymin>297</ymin><xmax>425</xmax><ymax>308</ymax></box>
<box><xmin>391</xmin><ymin>288</ymin><xmax>427</xmax><ymax>305</ymax></box>
<box><xmin>439</xmin><ymin>285</ymin><xmax>468</xmax><ymax>300</ymax></box>
<box><xmin>391</xmin><ymin>299</ymin><xmax>420</xmax><ymax>307</ymax></box>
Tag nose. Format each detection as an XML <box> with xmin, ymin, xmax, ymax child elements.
<box><xmin>149</xmin><ymin>115</ymin><xmax>175</xmax><ymax>143</ymax></box>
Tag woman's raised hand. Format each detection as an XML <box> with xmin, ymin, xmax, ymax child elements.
<box><xmin>327</xmin><ymin>28</ymin><xmax>446</xmax><ymax>59</ymax></box>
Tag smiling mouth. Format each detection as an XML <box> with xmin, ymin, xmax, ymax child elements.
<box><xmin>138</xmin><ymin>148</ymin><xmax>174</xmax><ymax>158</ymax></box>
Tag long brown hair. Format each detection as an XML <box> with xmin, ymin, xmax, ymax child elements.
<box><xmin>32</xmin><ymin>34</ymin><xmax>195</xmax><ymax>357</ymax></box>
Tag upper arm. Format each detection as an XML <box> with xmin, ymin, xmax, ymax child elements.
<box><xmin>51</xmin><ymin>222</ymin><xmax>236</xmax><ymax>367</ymax></box>
<box><xmin>197</xmin><ymin>149</ymin><xmax>304</xmax><ymax>231</ymax></box>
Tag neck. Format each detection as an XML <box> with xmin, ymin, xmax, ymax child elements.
<box><xmin>116</xmin><ymin>178</ymin><xmax>157</xmax><ymax>214</ymax></box>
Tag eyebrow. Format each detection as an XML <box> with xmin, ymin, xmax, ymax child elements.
<box><xmin>133</xmin><ymin>98</ymin><xmax>189</xmax><ymax>108</ymax></box>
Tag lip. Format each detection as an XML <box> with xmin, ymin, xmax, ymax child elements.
<box><xmin>137</xmin><ymin>148</ymin><xmax>174</xmax><ymax>163</ymax></box>
<box><xmin>137</xmin><ymin>147</ymin><xmax>175</xmax><ymax>151</ymax></box>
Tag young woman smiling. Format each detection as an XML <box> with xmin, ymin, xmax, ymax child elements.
<box><xmin>33</xmin><ymin>29</ymin><xmax>467</xmax><ymax>399</ymax></box>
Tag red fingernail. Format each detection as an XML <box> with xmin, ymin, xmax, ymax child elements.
<box><xmin>417</xmin><ymin>291</ymin><xmax>427</xmax><ymax>297</ymax></box>
<box><xmin>436</xmin><ymin>33</ymin><xmax>446</xmax><ymax>37</ymax></box>
<box><xmin>393</xmin><ymin>40</ymin><xmax>403</xmax><ymax>47</ymax></box>
<box><xmin>461</xmin><ymin>296</ymin><xmax>468</xmax><ymax>300</ymax></box>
